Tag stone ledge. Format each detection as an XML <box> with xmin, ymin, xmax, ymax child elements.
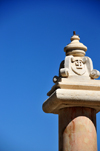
<box><xmin>47</xmin><ymin>78</ymin><xmax>100</xmax><ymax>96</ymax></box>
<box><xmin>43</xmin><ymin>89</ymin><xmax>100</xmax><ymax>114</ymax></box>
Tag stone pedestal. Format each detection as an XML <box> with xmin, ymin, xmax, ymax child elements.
<box><xmin>59</xmin><ymin>107</ymin><xmax>97</xmax><ymax>151</ymax></box>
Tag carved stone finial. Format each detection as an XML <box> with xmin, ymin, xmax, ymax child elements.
<box><xmin>58</xmin><ymin>32</ymin><xmax>100</xmax><ymax>81</ymax></box>
<box><xmin>64</xmin><ymin>32</ymin><xmax>87</xmax><ymax>57</ymax></box>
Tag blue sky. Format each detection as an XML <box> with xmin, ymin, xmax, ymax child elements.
<box><xmin>0</xmin><ymin>0</ymin><xmax>100</xmax><ymax>151</ymax></box>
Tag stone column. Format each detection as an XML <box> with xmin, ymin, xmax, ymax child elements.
<box><xmin>59</xmin><ymin>107</ymin><xmax>97</xmax><ymax>151</ymax></box>
<box><xmin>42</xmin><ymin>32</ymin><xmax>100</xmax><ymax>151</ymax></box>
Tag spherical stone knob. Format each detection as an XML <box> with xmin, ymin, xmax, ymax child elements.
<box><xmin>53</xmin><ymin>76</ymin><xmax>59</xmax><ymax>83</ymax></box>
<box><xmin>90</xmin><ymin>69</ymin><xmax>100</xmax><ymax>79</ymax></box>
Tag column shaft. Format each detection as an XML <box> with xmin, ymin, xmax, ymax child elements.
<box><xmin>59</xmin><ymin>107</ymin><xmax>97</xmax><ymax>151</ymax></box>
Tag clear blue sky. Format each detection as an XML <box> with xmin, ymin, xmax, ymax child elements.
<box><xmin>0</xmin><ymin>0</ymin><xmax>100</xmax><ymax>151</ymax></box>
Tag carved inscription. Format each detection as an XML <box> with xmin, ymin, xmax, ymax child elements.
<box><xmin>75</xmin><ymin>60</ymin><xmax>83</xmax><ymax>69</ymax></box>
